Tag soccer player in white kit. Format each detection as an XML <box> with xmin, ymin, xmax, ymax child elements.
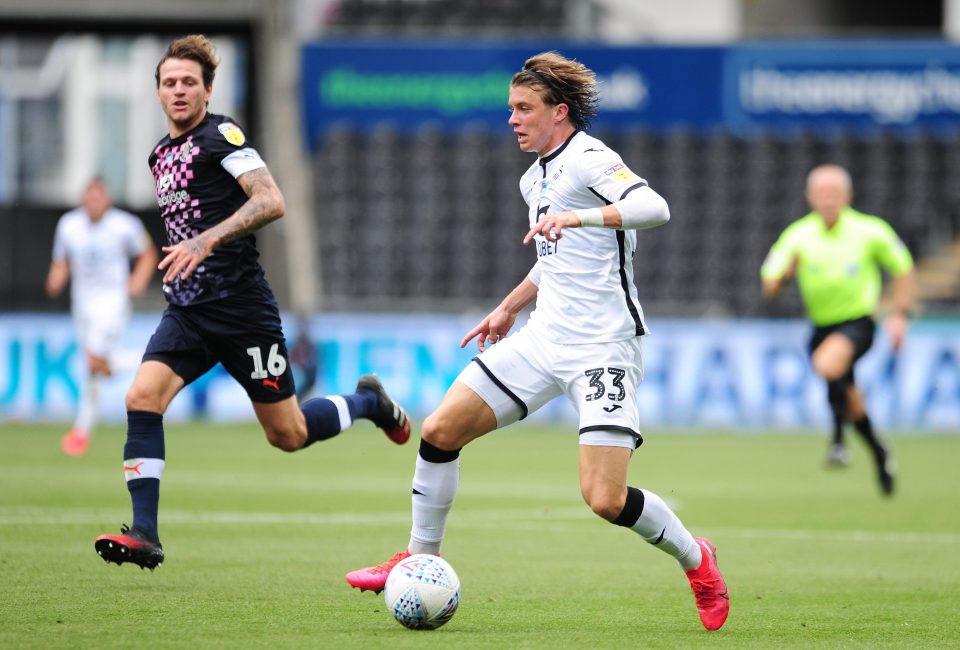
<box><xmin>46</xmin><ymin>178</ymin><xmax>158</xmax><ymax>456</ymax></box>
<box><xmin>346</xmin><ymin>52</ymin><xmax>730</xmax><ymax>631</ymax></box>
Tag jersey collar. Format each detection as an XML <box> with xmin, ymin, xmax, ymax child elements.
<box><xmin>539</xmin><ymin>129</ymin><xmax>580</xmax><ymax>165</ymax></box>
<box><xmin>814</xmin><ymin>206</ymin><xmax>853</xmax><ymax>234</ymax></box>
<box><xmin>168</xmin><ymin>111</ymin><xmax>210</xmax><ymax>143</ymax></box>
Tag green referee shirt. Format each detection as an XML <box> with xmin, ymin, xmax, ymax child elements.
<box><xmin>760</xmin><ymin>207</ymin><xmax>914</xmax><ymax>326</ymax></box>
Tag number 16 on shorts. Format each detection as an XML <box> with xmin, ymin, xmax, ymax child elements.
<box><xmin>246</xmin><ymin>343</ymin><xmax>288</xmax><ymax>379</ymax></box>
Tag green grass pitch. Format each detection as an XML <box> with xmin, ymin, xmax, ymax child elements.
<box><xmin>1</xmin><ymin>422</ymin><xmax>958</xmax><ymax>649</ymax></box>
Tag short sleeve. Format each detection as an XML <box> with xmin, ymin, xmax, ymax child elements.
<box><xmin>760</xmin><ymin>228</ymin><xmax>798</xmax><ymax>281</ymax></box>
<box><xmin>206</xmin><ymin>119</ymin><xmax>266</xmax><ymax>178</ymax></box>
<box><xmin>872</xmin><ymin>220</ymin><xmax>913</xmax><ymax>277</ymax></box>
<box><xmin>527</xmin><ymin>260</ymin><xmax>543</xmax><ymax>286</ymax></box>
<box><xmin>222</xmin><ymin>147</ymin><xmax>266</xmax><ymax>178</ymax></box>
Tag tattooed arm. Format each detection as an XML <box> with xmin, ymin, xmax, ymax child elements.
<box><xmin>158</xmin><ymin>167</ymin><xmax>285</xmax><ymax>283</ymax></box>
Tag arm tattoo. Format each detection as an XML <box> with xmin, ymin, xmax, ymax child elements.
<box><xmin>204</xmin><ymin>168</ymin><xmax>284</xmax><ymax>248</ymax></box>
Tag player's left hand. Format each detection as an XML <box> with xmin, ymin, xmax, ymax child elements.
<box><xmin>523</xmin><ymin>211</ymin><xmax>580</xmax><ymax>244</ymax></box>
<box><xmin>159</xmin><ymin>235</ymin><xmax>214</xmax><ymax>283</ymax></box>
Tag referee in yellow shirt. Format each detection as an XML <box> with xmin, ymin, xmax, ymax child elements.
<box><xmin>761</xmin><ymin>164</ymin><xmax>914</xmax><ymax>496</ymax></box>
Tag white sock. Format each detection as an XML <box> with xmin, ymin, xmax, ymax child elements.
<box><xmin>629</xmin><ymin>488</ymin><xmax>702</xmax><ymax>571</ymax></box>
<box><xmin>408</xmin><ymin>453</ymin><xmax>459</xmax><ymax>555</ymax></box>
<box><xmin>73</xmin><ymin>374</ymin><xmax>99</xmax><ymax>437</ymax></box>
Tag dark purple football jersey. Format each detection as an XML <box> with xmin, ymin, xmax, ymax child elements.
<box><xmin>149</xmin><ymin>113</ymin><xmax>267</xmax><ymax>306</ymax></box>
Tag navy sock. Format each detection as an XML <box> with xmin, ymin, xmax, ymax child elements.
<box><xmin>302</xmin><ymin>397</ymin><xmax>348</xmax><ymax>447</ymax></box>
<box><xmin>129</xmin><ymin>479</ymin><xmax>160</xmax><ymax>541</ymax></box>
<box><xmin>124</xmin><ymin>411</ymin><xmax>164</xmax><ymax>543</ymax></box>
<box><xmin>344</xmin><ymin>390</ymin><xmax>379</xmax><ymax>420</ymax></box>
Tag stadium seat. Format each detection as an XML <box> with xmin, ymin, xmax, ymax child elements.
<box><xmin>309</xmin><ymin>125</ymin><xmax>957</xmax><ymax>315</ymax></box>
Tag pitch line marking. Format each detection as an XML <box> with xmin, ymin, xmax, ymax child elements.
<box><xmin>1</xmin><ymin>507</ymin><xmax>959</xmax><ymax>544</ymax></box>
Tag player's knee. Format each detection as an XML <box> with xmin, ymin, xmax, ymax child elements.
<box><xmin>581</xmin><ymin>486</ymin><xmax>626</xmax><ymax>522</ymax></box>
<box><xmin>420</xmin><ymin>412</ymin><xmax>462</xmax><ymax>451</ymax></box>
<box><xmin>264</xmin><ymin>423</ymin><xmax>307</xmax><ymax>452</ymax></box>
<box><xmin>589</xmin><ymin>496</ymin><xmax>625</xmax><ymax>523</ymax></box>
<box><xmin>812</xmin><ymin>352</ymin><xmax>847</xmax><ymax>382</ymax></box>
<box><xmin>125</xmin><ymin>385</ymin><xmax>163</xmax><ymax>413</ymax></box>
<box><xmin>267</xmin><ymin>431</ymin><xmax>305</xmax><ymax>452</ymax></box>
<box><xmin>818</xmin><ymin>365</ymin><xmax>846</xmax><ymax>383</ymax></box>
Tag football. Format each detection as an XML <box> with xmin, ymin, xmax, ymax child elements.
<box><xmin>383</xmin><ymin>554</ymin><xmax>461</xmax><ymax>630</ymax></box>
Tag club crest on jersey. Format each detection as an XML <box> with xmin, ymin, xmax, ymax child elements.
<box><xmin>217</xmin><ymin>122</ymin><xmax>246</xmax><ymax>146</ymax></box>
<box><xmin>178</xmin><ymin>142</ymin><xmax>195</xmax><ymax>162</ymax></box>
<box><xmin>603</xmin><ymin>162</ymin><xmax>637</xmax><ymax>182</ymax></box>
<box><xmin>540</xmin><ymin>165</ymin><xmax>565</xmax><ymax>196</ymax></box>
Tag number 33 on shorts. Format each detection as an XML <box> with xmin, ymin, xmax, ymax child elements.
<box><xmin>576</xmin><ymin>364</ymin><xmax>641</xmax><ymax>443</ymax></box>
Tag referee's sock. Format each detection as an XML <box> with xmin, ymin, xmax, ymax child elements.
<box><xmin>827</xmin><ymin>380</ymin><xmax>849</xmax><ymax>446</ymax></box>
<box><xmin>853</xmin><ymin>414</ymin><xmax>883</xmax><ymax>453</ymax></box>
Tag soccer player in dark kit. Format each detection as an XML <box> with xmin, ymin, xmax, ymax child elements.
<box><xmin>94</xmin><ymin>34</ymin><xmax>411</xmax><ymax>570</ymax></box>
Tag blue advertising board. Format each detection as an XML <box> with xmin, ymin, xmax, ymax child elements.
<box><xmin>3</xmin><ymin>313</ymin><xmax>960</xmax><ymax>431</ymax></box>
<box><xmin>724</xmin><ymin>40</ymin><xmax>960</xmax><ymax>134</ymax></box>
<box><xmin>300</xmin><ymin>39</ymin><xmax>960</xmax><ymax>149</ymax></box>
<box><xmin>300</xmin><ymin>40</ymin><xmax>725</xmax><ymax>150</ymax></box>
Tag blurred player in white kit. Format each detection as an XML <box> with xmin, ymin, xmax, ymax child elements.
<box><xmin>46</xmin><ymin>177</ymin><xmax>158</xmax><ymax>456</ymax></box>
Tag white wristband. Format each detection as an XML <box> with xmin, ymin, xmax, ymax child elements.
<box><xmin>575</xmin><ymin>208</ymin><xmax>604</xmax><ymax>227</ymax></box>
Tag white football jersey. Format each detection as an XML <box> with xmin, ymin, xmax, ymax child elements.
<box><xmin>51</xmin><ymin>207</ymin><xmax>151</xmax><ymax>311</ymax></box>
<box><xmin>520</xmin><ymin>131</ymin><xmax>652</xmax><ymax>343</ymax></box>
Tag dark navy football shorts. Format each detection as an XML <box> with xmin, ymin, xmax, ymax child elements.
<box><xmin>142</xmin><ymin>281</ymin><xmax>296</xmax><ymax>403</ymax></box>
<box><xmin>808</xmin><ymin>315</ymin><xmax>876</xmax><ymax>384</ymax></box>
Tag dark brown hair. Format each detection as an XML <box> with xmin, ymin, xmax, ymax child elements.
<box><xmin>154</xmin><ymin>34</ymin><xmax>219</xmax><ymax>88</ymax></box>
<box><xmin>511</xmin><ymin>51</ymin><xmax>600</xmax><ymax>130</ymax></box>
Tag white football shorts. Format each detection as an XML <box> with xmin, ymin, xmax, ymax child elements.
<box><xmin>456</xmin><ymin>323</ymin><xmax>645</xmax><ymax>449</ymax></box>
<box><xmin>73</xmin><ymin>297</ymin><xmax>130</xmax><ymax>358</ymax></box>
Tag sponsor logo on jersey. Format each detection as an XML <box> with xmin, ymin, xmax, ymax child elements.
<box><xmin>158</xmin><ymin>173</ymin><xmax>174</xmax><ymax>193</ymax></box>
<box><xmin>156</xmin><ymin>174</ymin><xmax>190</xmax><ymax>208</ymax></box>
<box><xmin>603</xmin><ymin>162</ymin><xmax>637</xmax><ymax>182</ymax></box>
<box><xmin>158</xmin><ymin>189</ymin><xmax>190</xmax><ymax>208</ymax></box>
<box><xmin>217</xmin><ymin>122</ymin><xmax>246</xmax><ymax>146</ymax></box>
